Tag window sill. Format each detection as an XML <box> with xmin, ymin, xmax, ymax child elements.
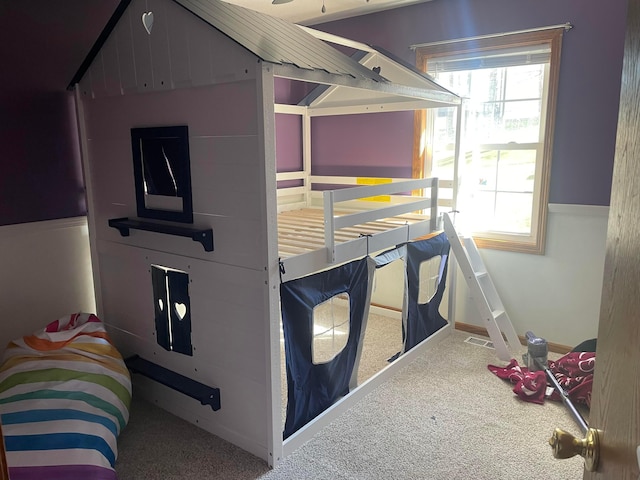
<box><xmin>473</xmin><ymin>235</ymin><xmax>545</xmax><ymax>255</ymax></box>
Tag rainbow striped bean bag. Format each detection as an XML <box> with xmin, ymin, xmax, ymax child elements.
<box><xmin>0</xmin><ymin>313</ymin><xmax>131</xmax><ymax>480</ymax></box>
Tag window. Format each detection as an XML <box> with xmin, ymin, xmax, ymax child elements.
<box><xmin>414</xmin><ymin>28</ymin><xmax>565</xmax><ymax>254</ymax></box>
<box><xmin>131</xmin><ymin>125</ymin><xmax>193</xmax><ymax>224</ymax></box>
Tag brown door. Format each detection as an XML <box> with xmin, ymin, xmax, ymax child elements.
<box><xmin>583</xmin><ymin>1</ymin><xmax>640</xmax><ymax>478</ymax></box>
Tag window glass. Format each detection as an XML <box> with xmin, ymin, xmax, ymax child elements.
<box><xmin>505</xmin><ymin>64</ymin><xmax>545</xmax><ymax>100</ymax></box>
<box><xmin>431</xmin><ymin>107</ymin><xmax>457</xmax><ymax>181</ymax></box>
<box><xmin>414</xmin><ymin>28</ymin><xmax>564</xmax><ymax>253</ymax></box>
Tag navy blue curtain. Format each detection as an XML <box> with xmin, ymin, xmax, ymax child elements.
<box><xmin>404</xmin><ymin>233</ymin><xmax>450</xmax><ymax>352</ymax></box>
<box><xmin>280</xmin><ymin>257</ymin><xmax>375</xmax><ymax>439</ymax></box>
<box><xmin>373</xmin><ymin>245</ymin><xmax>407</xmax><ymax>363</ymax></box>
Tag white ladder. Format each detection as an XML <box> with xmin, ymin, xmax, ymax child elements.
<box><xmin>443</xmin><ymin>212</ymin><xmax>522</xmax><ymax>361</ymax></box>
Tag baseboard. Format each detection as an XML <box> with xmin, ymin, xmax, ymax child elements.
<box><xmin>366</xmin><ymin>306</ymin><xmax>574</xmax><ymax>354</ymax></box>
<box><xmin>369</xmin><ymin>302</ymin><xmax>401</xmax><ymax>319</ymax></box>
<box><xmin>454</xmin><ymin>322</ymin><xmax>572</xmax><ymax>354</ymax></box>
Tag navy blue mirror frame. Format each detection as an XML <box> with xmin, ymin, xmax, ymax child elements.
<box><xmin>131</xmin><ymin>125</ymin><xmax>194</xmax><ymax>224</ymax></box>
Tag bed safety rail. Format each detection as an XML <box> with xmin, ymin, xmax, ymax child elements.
<box><xmin>278</xmin><ymin>177</ymin><xmax>439</xmax><ymax>282</ymax></box>
<box><xmin>323</xmin><ymin>177</ymin><xmax>438</xmax><ymax>263</ymax></box>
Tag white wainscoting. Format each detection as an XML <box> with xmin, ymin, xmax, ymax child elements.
<box><xmin>454</xmin><ymin>204</ymin><xmax>609</xmax><ymax>348</ymax></box>
<box><xmin>0</xmin><ymin>204</ymin><xmax>606</xmax><ymax>359</ymax></box>
<box><xmin>0</xmin><ymin>217</ymin><xmax>96</xmax><ymax>353</ymax></box>
<box><xmin>370</xmin><ymin>204</ymin><xmax>608</xmax><ymax>348</ymax></box>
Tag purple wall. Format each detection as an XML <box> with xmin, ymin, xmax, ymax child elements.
<box><xmin>276</xmin><ymin>114</ymin><xmax>303</xmax><ymax>173</ymax></box>
<box><xmin>313</xmin><ymin>0</ymin><xmax>628</xmax><ymax>206</ymax></box>
<box><xmin>1</xmin><ymin>0</ymin><xmax>627</xmax><ymax>227</ymax></box>
<box><xmin>0</xmin><ymin>1</ymin><xmax>119</xmax><ymax>226</ymax></box>
<box><xmin>311</xmin><ymin>113</ymin><xmax>414</xmax><ymax>178</ymax></box>
<box><xmin>1</xmin><ymin>92</ymin><xmax>84</xmax><ymax>225</ymax></box>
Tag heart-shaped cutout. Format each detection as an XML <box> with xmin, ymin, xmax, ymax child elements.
<box><xmin>175</xmin><ymin>302</ymin><xmax>187</xmax><ymax>320</ymax></box>
<box><xmin>158</xmin><ymin>298</ymin><xmax>164</xmax><ymax>311</ymax></box>
<box><xmin>142</xmin><ymin>12</ymin><xmax>154</xmax><ymax>35</ymax></box>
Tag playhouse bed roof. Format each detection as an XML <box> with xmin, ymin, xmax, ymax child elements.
<box><xmin>298</xmin><ymin>27</ymin><xmax>459</xmax><ymax>114</ymax></box>
<box><xmin>68</xmin><ymin>0</ymin><xmax>459</xmax><ymax>110</ymax></box>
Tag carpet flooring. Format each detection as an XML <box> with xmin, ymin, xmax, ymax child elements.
<box><xmin>115</xmin><ymin>329</ymin><xmax>585</xmax><ymax>479</ymax></box>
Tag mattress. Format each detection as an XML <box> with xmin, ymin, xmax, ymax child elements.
<box><xmin>0</xmin><ymin>313</ymin><xmax>131</xmax><ymax>480</ymax></box>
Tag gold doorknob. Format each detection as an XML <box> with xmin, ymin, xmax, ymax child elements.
<box><xmin>549</xmin><ymin>427</ymin><xmax>600</xmax><ymax>472</ymax></box>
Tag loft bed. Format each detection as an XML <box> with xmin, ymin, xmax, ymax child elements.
<box><xmin>273</xmin><ymin>28</ymin><xmax>461</xmax><ymax>445</ymax></box>
<box><xmin>66</xmin><ymin>0</ymin><xmax>462</xmax><ymax>466</ymax></box>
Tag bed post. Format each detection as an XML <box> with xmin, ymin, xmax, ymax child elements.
<box><xmin>452</xmin><ymin>103</ymin><xmax>463</xmax><ymax>213</ymax></box>
<box><xmin>303</xmin><ymin>112</ymin><xmax>312</xmax><ymax>207</ymax></box>
<box><xmin>73</xmin><ymin>87</ymin><xmax>103</xmax><ymax>317</ymax></box>
<box><xmin>430</xmin><ymin>177</ymin><xmax>439</xmax><ymax>231</ymax></box>
<box><xmin>324</xmin><ymin>190</ymin><xmax>336</xmax><ymax>263</ymax></box>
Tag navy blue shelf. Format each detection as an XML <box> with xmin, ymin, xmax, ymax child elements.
<box><xmin>108</xmin><ymin>217</ymin><xmax>213</xmax><ymax>252</ymax></box>
<box><xmin>125</xmin><ymin>355</ymin><xmax>221</xmax><ymax>411</ymax></box>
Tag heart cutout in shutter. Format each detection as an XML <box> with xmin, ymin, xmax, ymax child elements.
<box><xmin>175</xmin><ymin>303</ymin><xmax>187</xmax><ymax>320</ymax></box>
<box><xmin>142</xmin><ymin>12</ymin><xmax>154</xmax><ymax>35</ymax></box>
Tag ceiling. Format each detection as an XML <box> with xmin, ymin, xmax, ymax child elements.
<box><xmin>224</xmin><ymin>0</ymin><xmax>431</xmax><ymax>25</ymax></box>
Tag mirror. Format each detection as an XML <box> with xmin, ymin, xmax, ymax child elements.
<box><xmin>131</xmin><ymin>125</ymin><xmax>193</xmax><ymax>223</ymax></box>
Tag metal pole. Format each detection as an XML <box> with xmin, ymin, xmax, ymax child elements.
<box><xmin>534</xmin><ymin>357</ymin><xmax>589</xmax><ymax>434</ymax></box>
<box><xmin>409</xmin><ymin>23</ymin><xmax>573</xmax><ymax>50</ymax></box>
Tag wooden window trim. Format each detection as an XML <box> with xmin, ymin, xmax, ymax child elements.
<box><xmin>413</xmin><ymin>29</ymin><xmax>564</xmax><ymax>254</ymax></box>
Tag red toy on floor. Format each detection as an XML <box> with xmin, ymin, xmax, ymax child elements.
<box><xmin>488</xmin><ymin>351</ymin><xmax>595</xmax><ymax>407</ymax></box>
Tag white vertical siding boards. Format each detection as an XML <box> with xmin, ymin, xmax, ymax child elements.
<box><xmin>69</xmin><ymin>0</ymin><xmax>462</xmax><ymax>467</ymax></box>
<box><xmin>79</xmin><ymin>0</ymin><xmax>258</xmax><ymax>99</ymax></box>
<box><xmin>76</xmin><ymin>0</ymin><xmax>274</xmax><ymax>459</ymax></box>
<box><xmin>114</xmin><ymin>8</ymin><xmax>137</xmax><ymax>94</ymax></box>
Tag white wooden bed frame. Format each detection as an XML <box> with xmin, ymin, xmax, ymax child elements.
<box><xmin>68</xmin><ymin>0</ymin><xmax>464</xmax><ymax>465</ymax></box>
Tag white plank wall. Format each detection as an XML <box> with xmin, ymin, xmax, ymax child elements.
<box><xmin>97</xmin><ymin>241</ymin><xmax>270</xmax><ymax>457</ymax></box>
<box><xmin>79</xmin><ymin>0</ymin><xmax>258</xmax><ymax>99</ymax></box>
<box><xmin>147</xmin><ymin>0</ymin><xmax>173</xmax><ymax>92</ymax></box>
<box><xmin>184</xmin><ymin>5</ymin><xmax>214</xmax><ymax>87</ymax></box>
<box><xmin>114</xmin><ymin>10</ymin><xmax>137</xmax><ymax>94</ymax></box>
<box><xmin>77</xmin><ymin>0</ymin><xmax>278</xmax><ymax>462</ymax></box>
<box><xmin>129</xmin><ymin>0</ymin><xmax>154</xmax><ymax>90</ymax></box>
